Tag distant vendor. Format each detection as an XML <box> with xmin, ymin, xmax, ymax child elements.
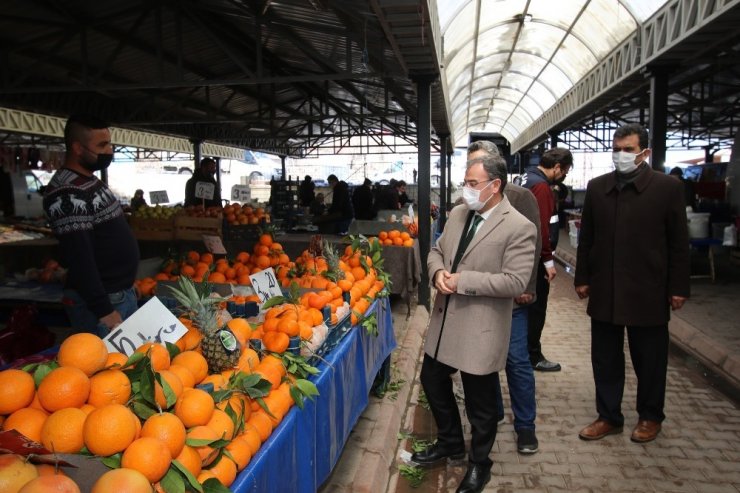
<box><xmin>184</xmin><ymin>158</ymin><xmax>221</xmax><ymax>208</ymax></box>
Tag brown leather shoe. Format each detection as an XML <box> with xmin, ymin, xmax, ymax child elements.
<box><xmin>578</xmin><ymin>419</ymin><xmax>623</xmax><ymax>441</ymax></box>
<box><xmin>631</xmin><ymin>420</ymin><xmax>662</xmax><ymax>443</ymax></box>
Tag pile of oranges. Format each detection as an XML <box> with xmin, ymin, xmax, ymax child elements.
<box><xmin>223</xmin><ymin>203</ymin><xmax>270</xmax><ymax>226</ymax></box>
<box><xmin>0</xmin><ymin>329</ymin><xmax>298</xmax><ymax>492</ymax></box>
<box><xmin>370</xmin><ymin>230</ymin><xmax>414</xmax><ymax>247</ymax></box>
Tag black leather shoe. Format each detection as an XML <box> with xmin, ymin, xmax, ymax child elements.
<box><xmin>533</xmin><ymin>359</ymin><xmax>561</xmax><ymax>372</ymax></box>
<box><xmin>410</xmin><ymin>443</ymin><xmax>465</xmax><ymax>466</ymax></box>
<box><xmin>456</xmin><ymin>463</ymin><xmax>491</xmax><ymax>493</ymax></box>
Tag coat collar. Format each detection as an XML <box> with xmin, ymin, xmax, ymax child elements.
<box><xmin>460</xmin><ymin>195</ymin><xmax>512</xmax><ymax>259</ymax></box>
<box><xmin>603</xmin><ymin>164</ymin><xmax>653</xmax><ymax>193</ymax></box>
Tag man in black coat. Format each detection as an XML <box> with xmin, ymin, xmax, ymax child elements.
<box><xmin>352</xmin><ymin>178</ymin><xmax>375</xmax><ymax>220</ymax></box>
<box><xmin>575</xmin><ymin>123</ymin><xmax>690</xmax><ymax>443</ymax></box>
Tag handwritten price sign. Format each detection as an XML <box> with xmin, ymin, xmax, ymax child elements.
<box><xmin>248</xmin><ymin>268</ymin><xmax>282</xmax><ymax>305</ymax></box>
<box><xmin>103</xmin><ymin>297</ymin><xmax>188</xmax><ymax>355</ymax></box>
<box><xmin>149</xmin><ymin>190</ymin><xmax>169</xmax><ymax>204</ymax></box>
<box><xmin>194</xmin><ymin>182</ymin><xmax>215</xmax><ymax>200</ymax></box>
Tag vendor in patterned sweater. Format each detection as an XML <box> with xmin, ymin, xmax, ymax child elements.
<box><xmin>43</xmin><ymin>115</ymin><xmax>140</xmax><ymax>337</ymax></box>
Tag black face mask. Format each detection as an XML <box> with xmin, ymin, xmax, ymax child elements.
<box><xmin>80</xmin><ymin>146</ymin><xmax>114</xmax><ymax>172</ymax></box>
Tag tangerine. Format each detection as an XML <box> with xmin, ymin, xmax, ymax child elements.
<box><xmin>135</xmin><ymin>342</ymin><xmax>171</xmax><ymax>371</ymax></box>
<box><xmin>121</xmin><ymin>437</ymin><xmax>172</xmax><ymax>483</ymax></box>
<box><xmin>83</xmin><ymin>404</ymin><xmax>139</xmax><ymax>456</ymax></box>
<box><xmin>3</xmin><ymin>408</ymin><xmax>48</xmax><ymax>443</ymax></box>
<box><xmin>0</xmin><ymin>369</ymin><xmax>35</xmax><ymax>415</ymax></box>
<box><xmin>185</xmin><ymin>425</ymin><xmax>219</xmax><ymax>466</ymax></box>
<box><xmin>141</xmin><ymin>412</ymin><xmax>187</xmax><ymax>458</ymax></box>
<box><xmin>205</xmin><ymin>409</ymin><xmax>235</xmax><ymax>441</ymax></box>
<box><xmin>37</xmin><ymin>367</ymin><xmax>90</xmax><ymax>412</ymax></box>
<box><xmin>174</xmin><ymin>445</ymin><xmax>202</xmax><ymax>478</ymax></box>
<box><xmin>57</xmin><ymin>333</ymin><xmax>108</xmax><ymax>377</ymax></box>
<box><xmin>174</xmin><ymin>388</ymin><xmax>215</xmax><ymax>427</ymax></box>
<box><xmin>40</xmin><ymin>408</ymin><xmax>87</xmax><ymax>453</ymax></box>
<box><xmin>87</xmin><ymin>369</ymin><xmax>132</xmax><ymax>407</ymax></box>
<box><xmin>171</xmin><ymin>351</ymin><xmax>209</xmax><ymax>384</ymax></box>
<box><xmin>205</xmin><ymin>456</ymin><xmax>237</xmax><ymax>487</ymax></box>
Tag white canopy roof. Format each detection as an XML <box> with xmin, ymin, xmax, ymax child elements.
<box><xmin>438</xmin><ymin>0</ymin><xmax>668</xmax><ymax>146</ymax></box>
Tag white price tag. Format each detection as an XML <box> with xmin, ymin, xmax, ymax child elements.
<box><xmin>248</xmin><ymin>267</ymin><xmax>283</xmax><ymax>305</ymax></box>
<box><xmin>149</xmin><ymin>190</ymin><xmax>169</xmax><ymax>204</ymax></box>
<box><xmin>231</xmin><ymin>185</ymin><xmax>251</xmax><ymax>203</ymax></box>
<box><xmin>103</xmin><ymin>297</ymin><xmax>188</xmax><ymax>355</ymax></box>
<box><xmin>195</xmin><ymin>182</ymin><xmax>215</xmax><ymax>200</ymax></box>
<box><xmin>202</xmin><ymin>234</ymin><xmax>227</xmax><ymax>255</ymax></box>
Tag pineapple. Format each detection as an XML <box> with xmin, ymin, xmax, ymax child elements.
<box><xmin>321</xmin><ymin>239</ymin><xmax>344</xmax><ymax>282</ymax></box>
<box><xmin>168</xmin><ymin>277</ymin><xmax>241</xmax><ymax>373</ymax></box>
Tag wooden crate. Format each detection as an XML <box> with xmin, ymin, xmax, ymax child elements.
<box><xmin>173</xmin><ymin>215</ymin><xmax>222</xmax><ymax>241</ymax></box>
<box><xmin>128</xmin><ymin>216</ymin><xmax>175</xmax><ymax>241</ymax></box>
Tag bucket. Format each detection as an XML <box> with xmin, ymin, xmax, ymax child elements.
<box><xmin>568</xmin><ymin>219</ymin><xmax>580</xmax><ymax>235</ymax></box>
<box><xmin>687</xmin><ymin>212</ymin><xmax>710</xmax><ymax>238</ymax></box>
<box><xmin>569</xmin><ymin>232</ymin><xmax>579</xmax><ymax>248</ymax></box>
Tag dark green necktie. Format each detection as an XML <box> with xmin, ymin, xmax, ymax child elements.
<box><xmin>451</xmin><ymin>214</ymin><xmax>483</xmax><ymax>272</ymax></box>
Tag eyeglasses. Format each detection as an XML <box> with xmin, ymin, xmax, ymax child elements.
<box><xmin>462</xmin><ymin>179</ymin><xmax>493</xmax><ymax>188</ymax></box>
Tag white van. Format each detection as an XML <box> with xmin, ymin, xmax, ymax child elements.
<box><xmin>4</xmin><ymin>170</ymin><xmax>46</xmax><ymax>218</ymax></box>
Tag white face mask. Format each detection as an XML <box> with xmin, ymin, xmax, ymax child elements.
<box><xmin>612</xmin><ymin>150</ymin><xmax>643</xmax><ymax>174</ymax></box>
<box><xmin>462</xmin><ymin>181</ymin><xmax>494</xmax><ymax>211</ymax></box>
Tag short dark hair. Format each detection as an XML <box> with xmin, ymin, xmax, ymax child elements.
<box><xmin>669</xmin><ymin>167</ymin><xmax>683</xmax><ymax>177</ymax></box>
<box><xmin>64</xmin><ymin>114</ymin><xmax>109</xmax><ymax>149</ymax></box>
<box><xmin>200</xmin><ymin>158</ymin><xmax>215</xmax><ymax>168</ymax></box>
<box><xmin>467</xmin><ymin>140</ymin><xmax>500</xmax><ymax>156</ymax></box>
<box><xmin>327</xmin><ymin>174</ymin><xmax>338</xmax><ymax>183</ymax></box>
<box><xmin>397</xmin><ymin>180</ymin><xmax>407</xmax><ymax>187</ymax></box>
<box><xmin>304</xmin><ymin>175</ymin><xmax>312</xmax><ymax>181</ymax></box>
<box><xmin>614</xmin><ymin>123</ymin><xmax>649</xmax><ymax>150</ymax></box>
<box><xmin>467</xmin><ymin>155</ymin><xmax>508</xmax><ymax>193</ymax></box>
<box><xmin>540</xmin><ymin>148</ymin><xmax>573</xmax><ymax>170</ymax></box>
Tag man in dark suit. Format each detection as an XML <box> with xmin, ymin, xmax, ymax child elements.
<box><xmin>413</xmin><ymin>154</ymin><xmax>536</xmax><ymax>492</ymax></box>
<box><xmin>575</xmin><ymin>123</ymin><xmax>690</xmax><ymax>443</ymax></box>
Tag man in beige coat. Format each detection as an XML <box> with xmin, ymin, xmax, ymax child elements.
<box><xmin>412</xmin><ymin>155</ymin><xmax>536</xmax><ymax>493</ymax></box>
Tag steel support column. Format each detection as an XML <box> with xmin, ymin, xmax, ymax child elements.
<box><xmin>414</xmin><ymin>75</ymin><xmax>434</xmax><ymax>309</ymax></box>
<box><xmin>649</xmin><ymin>69</ymin><xmax>669</xmax><ymax>171</ymax></box>
<box><xmin>446</xmin><ymin>151</ymin><xmax>452</xmax><ymax>211</ymax></box>
<box><xmin>438</xmin><ymin>133</ymin><xmax>448</xmax><ymax>234</ymax></box>
<box><xmin>549</xmin><ymin>130</ymin><xmax>560</xmax><ymax>148</ymax></box>
<box><xmin>280</xmin><ymin>155</ymin><xmax>286</xmax><ymax>180</ymax></box>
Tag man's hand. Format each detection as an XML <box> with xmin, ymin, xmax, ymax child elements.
<box><xmin>575</xmin><ymin>285</ymin><xmax>590</xmax><ymax>299</ymax></box>
<box><xmin>514</xmin><ymin>293</ymin><xmax>534</xmax><ymax>305</ymax></box>
<box><xmin>545</xmin><ymin>265</ymin><xmax>557</xmax><ymax>282</ymax></box>
<box><xmin>434</xmin><ymin>270</ymin><xmax>459</xmax><ymax>295</ymax></box>
<box><xmin>670</xmin><ymin>295</ymin><xmax>687</xmax><ymax>311</ymax></box>
<box><xmin>99</xmin><ymin>310</ymin><xmax>123</xmax><ymax>331</ymax></box>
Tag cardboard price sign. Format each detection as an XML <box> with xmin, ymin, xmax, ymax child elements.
<box><xmin>194</xmin><ymin>181</ymin><xmax>215</xmax><ymax>200</ymax></box>
<box><xmin>149</xmin><ymin>190</ymin><xmax>169</xmax><ymax>204</ymax></box>
<box><xmin>202</xmin><ymin>234</ymin><xmax>227</xmax><ymax>255</ymax></box>
<box><xmin>103</xmin><ymin>297</ymin><xmax>188</xmax><ymax>355</ymax></box>
<box><xmin>231</xmin><ymin>185</ymin><xmax>251</xmax><ymax>202</ymax></box>
<box><xmin>248</xmin><ymin>267</ymin><xmax>282</xmax><ymax>305</ymax></box>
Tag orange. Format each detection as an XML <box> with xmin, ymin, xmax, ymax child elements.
<box><xmin>262</xmin><ymin>317</ymin><xmax>280</xmax><ymax>332</ymax></box>
<box><xmin>196</xmin><ymin>470</ymin><xmax>217</xmax><ymax>484</ymax></box>
<box><xmin>0</xmin><ymin>369</ymin><xmax>36</xmax><ymax>415</ymax></box>
<box><xmin>216</xmin><ymin>393</ymin><xmax>251</xmax><ymax>422</ymax></box>
<box><xmin>205</xmin><ymin>409</ymin><xmax>235</xmax><ymax>440</ymax></box>
<box><xmin>87</xmin><ymin>369</ymin><xmax>132</xmax><ymax>407</ymax></box>
<box><xmin>277</xmin><ymin>317</ymin><xmax>299</xmax><ymax>337</ymax></box>
<box><xmin>174</xmin><ymin>445</ymin><xmax>202</xmax><ymax>478</ymax></box>
<box><xmin>40</xmin><ymin>408</ymin><xmax>87</xmax><ymax>453</ymax></box>
<box><xmin>105</xmin><ymin>352</ymin><xmax>129</xmax><ymax>368</ymax></box>
<box><xmin>258</xmin><ymin>233</ymin><xmax>273</xmax><ymax>247</ymax></box>
<box><xmin>168</xmin><ymin>364</ymin><xmax>196</xmax><ymax>389</ymax></box>
<box><xmin>28</xmin><ymin>393</ymin><xmax>45</xmax><ymax>412</ymax></box>
<box><xmin>186</xmin><ymin>425</ymin><xmax>220</xmax><ymax>466</ymax></box>
<box><xmin>0</xmin><ymin>454</ymin><xmax>38</xmax><ymax>493</ymax></box>
<box><xmin>262</xmin><ymin>331</ymin><xmax>289</xmax><ymax>354</ymax></box>
<box><xmin>225</xmin><ymin>437</ymin><xmax>252</xmax><ymax>471</ymax></box>
<box><xmin>208</xmin><ymin>272</ymin><xmax>227</xmax><ymax>283</ymax></box>
<box><xmin>236</xmin><ymin>348</ymin><xmax>259</xmax><ymax>372</ymax></box>
<box><xmin>3</xmin><ymin>408</ymin><xmax>48</xmax><ymax>443</ymax></box>
<box><xmin>205</xmin><ymin>456</ymin><xmax>237</xmax><ymax>487</ymax></box>
<box><xmin>240</xmin><ymin>424</ymin><xmax>262</xmax><ymax>455</ymax></box>
<box><xmin>17</xmin><ymin>475</ymin><xmax>80</xmax><ymax>493</ymax></box>
<box><xmin>141</xmin><ymin>412</ymin><xmax>186</xmax><ymax>458</ymax></box>
<box><xmin>154</xmin><ymin>370</ymin><xmax>184</xmax><ymax>409</ymax></box>
<box><xmin>199</xmin><ymin>252</ymin><xmax>214</xmax><ymax>265</ymax></box>
<box><xmin>171</xmin><ymin>351</ymin><xmax>209</xmax><ymax>384</ymax></box>
<box><xmin>174</xmin><ymin>388</ymin><xmax>215</xmax><ymax>427</ymax></box>
<box><xmin>351</xmin><ymin>266</ymin><xmax>366</xmax><ymax>281</ymax></box>
<box><xmin>57</xmin><ymin>333</ymin><xmax>108</xmax><ymax>377</ymax></box>
<box><xmin>121</xmin><ymin>437</ymin><xmax>172</xmax><ymax>483</ymax></box>
<box><xmin>37</xmin><ymin>367</ymin><xmax>90</xmax><ymax>412</ymax></box>
<box><xmin>226</xmin><ymin>318</ymin><xmax>252</xmax><ymax>347</ymax></box>
<box><xmin>79</xmin><ymin>404</ymin><xmax>95</xmax><ymax>415</ymax></box>
<box><xmin>83</xmin><ymin>404</ymin><xmax>139</xmax><ymax>456</ymax></box>
<box><xmin>134</xmin><ymin>342</ymin><xmax>170</xmax><ymax>371</ymax></box>
<box><xmin>403</xmin><ymin>238</ymin><xmax>414</xmax><ymax>247</ymax></box>
<box><xmin>200</xmin><ymin>374</ymin><xmax>227</xmax><ymax>391</ymax></box>
<box><xmin>91</xmin><ymin>468</ymin><xmax>152</xmax><ymax>493</ymax></box>
<box><xmin>180</xmin><ymin>327</ymin><xmax>203</xmax><ymax>351</ymax></box>
<box><xmin>308</xmin><ymin>307</ymin><xmax>324</xmax><ymax>326</ymax></box>
<box><xmin>378</xmin><ymin>231</ymin><xmax>388</xmax><ymax>240</ymax></box>
<box><xmin>246</xmin><ymin>412</ymin><xmax>273</xmax><ymax>442</ymax></box>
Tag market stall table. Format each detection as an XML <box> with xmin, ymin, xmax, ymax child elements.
<box><xmin>232</xmin><ymin>297</ymin><xmax>395</xmax><ymax>492</ymax></box>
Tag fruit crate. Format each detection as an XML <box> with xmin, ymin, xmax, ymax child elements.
<box><xmin>128</xmin><ymin>216</ymin><xmax>175</xmax><ymax>241</ymax></box>
<box><xmin>174</xmin><ymin>216</ymin><xmax>222</xmax><ymax>241</ymax></box>
<box><xmin>222</xmin><ymin>221</ymin><xmax>263</xmax><ymax>242</ymax></box>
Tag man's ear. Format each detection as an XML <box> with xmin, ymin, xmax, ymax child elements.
<box><xmin>642</xmin><ymin>148</ymin><xmax>652</xmax><ymax>162</ymax></box>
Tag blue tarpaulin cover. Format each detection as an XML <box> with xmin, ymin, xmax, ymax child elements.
<box><xmin>232</xmin><ymin>297</ymin><xmax>396</xmax><ymax>492</ymax></box>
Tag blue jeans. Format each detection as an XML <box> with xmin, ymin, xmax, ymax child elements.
<box><xmin>495</xmin><ymin>306</ymin><xmax>537</xmax><ymax>431</ymax></box>
<box><xmin>62</xmin><ymin>287</ymin><xmax>138</xmax><ymax>338</ymax></box>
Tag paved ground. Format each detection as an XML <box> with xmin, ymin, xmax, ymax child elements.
<box><xmin>321</xmin><ymin>259</ymin><xmax>740</xmax><ymax>493</ymax></box>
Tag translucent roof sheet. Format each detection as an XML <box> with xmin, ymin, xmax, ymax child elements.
<box><xmin>438</xmin><ymin>0</ymin><xmax>668</xmax><ymax>145</ymax></box>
